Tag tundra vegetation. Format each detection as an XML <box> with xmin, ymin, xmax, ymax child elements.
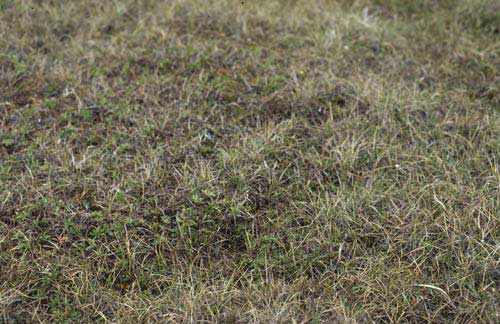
<box><xmin>0</xmin><ymin>0</ymin><xmax>499</xmax><ymax>322</ymax></box>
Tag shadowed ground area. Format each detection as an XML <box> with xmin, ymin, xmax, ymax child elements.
<box><xmin>0</xmin><ymin>0</ymin><xmax>499</xmax><ymax>322</ymax></box>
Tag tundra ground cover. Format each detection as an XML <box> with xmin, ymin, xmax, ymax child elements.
<box><xmin>0</xmin><ymin>0</ymin><xmax>499</xmax><ymax>322</ymax></box>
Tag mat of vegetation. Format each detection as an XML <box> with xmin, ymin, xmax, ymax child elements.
<box><xmin>1</xmin><ymin>0</ymin><xmax>499</xmax><ymax>322</ymax></box>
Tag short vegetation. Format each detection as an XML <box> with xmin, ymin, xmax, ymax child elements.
<box><xmin>1</xmin><ymin>0</ymin><xmax>499</xmax><ymax>322</ymax></box>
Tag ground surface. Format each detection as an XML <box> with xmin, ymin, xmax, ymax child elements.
<box><xmin>1</xmin><ymin>0</ymin><xmax>499</xmax><ymax>323</ymax></box>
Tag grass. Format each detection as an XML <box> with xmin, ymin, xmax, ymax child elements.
<box><xmin>0</xmin><ymin>0</ymin><xmax>499</xmax><ymax>322</ymax></box>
